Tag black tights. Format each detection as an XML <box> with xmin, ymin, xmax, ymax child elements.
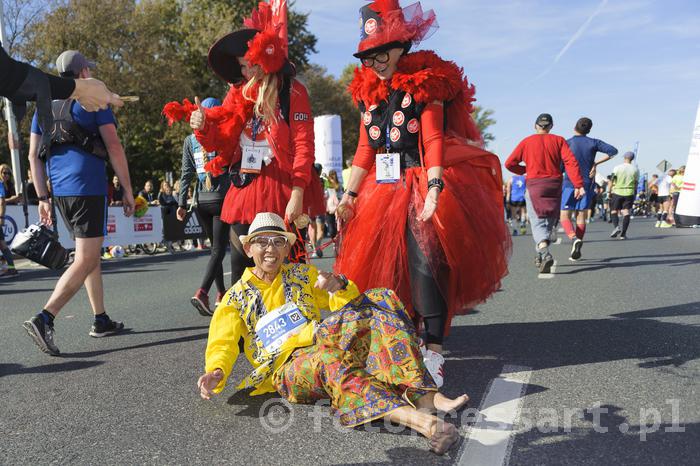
<box><xmin>230</xmin><ymin>223</ymin><xmax>254</xmax><ymax>286</ymax></box>
<box><xmin>406</xmin><ymin>227</ymin><xmax>448</xmax><ymax>345</ymax></box>
<box><xmin>196</xmin><ymin>202</ymin><xmax>230</xmax><ymax>293</ymax></box>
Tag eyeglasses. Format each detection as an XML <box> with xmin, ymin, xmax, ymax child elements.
<box><xmin>250</xmin><ymin>236</ymin><xmax>289</xmax><ymax>249</ymax></box>
<box><xmin>361</xmin><ymin>52</ymin><xmax>390</xmax><ymax>67</ymax></box>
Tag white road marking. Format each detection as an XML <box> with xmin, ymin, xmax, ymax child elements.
<box><xmin>224</xmin><ymin>272</ymin><xmax>231</xmax><ymax>276</ymax></box>
<box><xmin>457</xmin><ymin>365</ymin><xmax>532</xmax><ymax>466</ymax></box>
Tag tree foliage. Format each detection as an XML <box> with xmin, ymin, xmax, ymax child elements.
<box><xmin>471</xmin><ymin>105</ymin><xmax>496</xmax><ymax>147</ymax></box>
<box><xmin>301</xmin><ymin>64</ymin><xmax>359</xmax><ymax>164</ymax></box>
<box><xmin>0</xmin><ymin>0</ymin><xmax>317</xmax><ymax>188</ymax></box>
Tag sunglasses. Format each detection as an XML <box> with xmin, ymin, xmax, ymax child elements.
<box><xmin>250</xmin><ymin>236</ymin><xmax>289</xmax><ymax>249</ymax></box>
<box><xmin>361</xmin><ymin>52</ymin><xmax>390</xmax><ymax>67</ymax></box>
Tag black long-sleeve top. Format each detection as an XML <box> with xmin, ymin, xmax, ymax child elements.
<box><xmin>0</xmin><ymin>46</ymin><xmax>75</xmax><ymax>100</ymax></box>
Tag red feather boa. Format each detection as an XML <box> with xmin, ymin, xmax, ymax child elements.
<box><xmin>348</xmin><ymin>50</ymin><xmax>481</xmax><ymax>143</ymax></box>
<box><xmin>162</xmin><ymin>85</ymin><xmax>256</xmax><ymax>176</ymax></box>
<box><xmin>349</xmin><ymin>50</ymin><xmax>474</xmax><ymax>108</ymax></box>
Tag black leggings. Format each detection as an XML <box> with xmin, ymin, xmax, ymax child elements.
<box><xmin>196</xmin><ymin>202</ymin><xmax>230</xmax><ymax>293</ymax></box>
<box><xmin>406</xmin><ymin>227</ymin><xmax>448</xmax><ymax>345</ymax></box>
<box><xmin>230</xmin><ymin>223</ymin><xmax>254</xmax><ymax>286</ymax></box>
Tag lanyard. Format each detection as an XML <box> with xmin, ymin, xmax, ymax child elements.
<box><xmin>252</xmin><ymin>117</ymin><xmax>262</xmax><ymax>142</ymax></box>
<box><xmin>385</xmin><ymin>125</ymin><xmax>391</xmax><ymax>152</ymax></box>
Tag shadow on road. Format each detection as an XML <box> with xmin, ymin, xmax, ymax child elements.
<box><xmin>555</xmin><ymin>251</ymin><xmax>700</xmax><ymax>274</ymax></box>
<box><xmin>510</xmin><ymin>405</ymin><xmax>696</xmax><ymax>465</ymax></box>
<box><xmin>448</xmin><ymin>301</ymin><xmax>700</xmax><ymax>371</ymax></box>
<box><xmin>0</xmin><ymin>360</ymin><xmax>104</xmax><ymax>378</ymax></box>
<box><xmin>59</xmin><ymin>330</ymin><xmax>208</xmax><ymax>358</ymax></box>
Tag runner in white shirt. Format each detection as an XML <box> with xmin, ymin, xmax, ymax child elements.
<box><xmin>656</xmin><ymin>169</ymin><xmax>675</xmax><ymax>227</ymax></box>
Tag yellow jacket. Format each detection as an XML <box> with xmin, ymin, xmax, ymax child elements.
<box><xmin>205</xmin><ymin>263</ymin><xmax>360</xmax><ymax>395</ymax></box>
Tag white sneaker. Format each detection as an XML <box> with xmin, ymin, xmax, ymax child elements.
<box><xmin>423</xmin><ymin>349</ymin><xmax>445</xmax><ymax>388</ymax></box>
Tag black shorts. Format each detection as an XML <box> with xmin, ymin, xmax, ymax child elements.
<box><xmin>649</xmin><ymin>193</ymin><xmax>658</xmax><ymax>203</ymax></box>
<box><xmin>610</xmin><ymin>194</ymin><xmax>635</xmax><ymax>211</ymax></box>
<box><xmin>657</xmin><ymin>195</ymin><xmax>669</xmax><ymax>204</ymax></box>
<box><xmin>55</xmin><ymin>195</ymin><xmax>107</xmax><ymax>239</ymax></box>
<box><xmin>509</xmin><ymin>200</ymin><xmax>526</xmax><ymax>207</ymax></box>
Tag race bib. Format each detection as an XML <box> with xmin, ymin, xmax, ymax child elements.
<box><xmin>241</xmin><ymin>146</ymin><xmax>266</xmax><ymax>174</ymax></box>
<box><xmin>376</xmin><ymin>153</ymin><xmax>400</xmax><ymax>184</ymax></box>
<box><xmin>193</xmin><ymin>151</ymin><xmax>207</xmax><ymax>174</ymax></box>
<box><xmin>255</xmin><ymin>303</ymin><xmax>308</xmax><ymax>355</ymax></box>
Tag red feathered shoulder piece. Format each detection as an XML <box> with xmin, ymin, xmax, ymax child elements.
<box><xmin>348</xmin><ymin>50</ymin><xmax>482</xmax><ymax>143</ymax></box>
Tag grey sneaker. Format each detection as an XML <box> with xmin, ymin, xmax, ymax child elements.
<box><xmin>89</xmin><ymin>316</ymin><xmax>125</xmax><ymax>337</ymax></box>
<box><xmin>610</xmin><ymin>227</ymin><xmax>622</xmax><ymax>238</ymax></box>
<box><xmin>23</xmin><ymin>316</ymin><xmax>60</xmax><ymax>356</ymax></box>
<box><xmin>539</xmin><ymin>253</ymin><xmax>554</xmax><ymax>274</ymax></box>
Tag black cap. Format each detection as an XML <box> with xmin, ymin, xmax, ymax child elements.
<box><xmin>575</xmin><ymin>117</ymin><xmax>592</xmax><ymax>135</ymax></box>
<box><xmin>535</xmin><ymin>113</ymin><xmax>553</xmax><ymax>127</ymax></box>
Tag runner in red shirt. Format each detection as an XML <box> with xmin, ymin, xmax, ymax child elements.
<box><xmin>505</xmin><ymin>113</ymin><xmax>585</xmax><ymax>274</ymax></box>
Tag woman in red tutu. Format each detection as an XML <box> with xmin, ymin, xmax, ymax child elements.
<box><xmin>163</xmin><ymin>1</ymin><xmax>316</xmax><ymax>283</ymax></box>
<box><xmin>336</xmin><ymin>0</ymin><xmax>511</xmax><ymax>387</ymax></box>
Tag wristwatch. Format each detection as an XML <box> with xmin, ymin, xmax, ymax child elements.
<box><xmin>427</xmin><ymin>178</ymin><xmax>445</xmax><ymax>193</ymax></box>
<box><xmin>37</xmin><ymin>195</ymin><xmax>49</xmax><ymax>201</ymax></box>
<box><xmin>335</xmin><ymin>274</ymin><xmax>349</xmax><ymax>290</ymax></box>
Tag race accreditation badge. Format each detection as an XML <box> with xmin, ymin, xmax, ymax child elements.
<box><xmin>255</xmin><ymin>303</ymin><xmax>308</xmax><ymax>355</ymax></box>
<box><xmin>193</xmin><ymin>151</ymin><xmax>207</xmax><ymax>174</ymax></box>
<box><xmin>241</xmin><ymin>146</ymin><xmax>266</xmax><ymax>174</ymax></box>
<box><xmin>376</xmin><ymin>153</ymin><xmax>400</xmax><ymax>184</ymax></box>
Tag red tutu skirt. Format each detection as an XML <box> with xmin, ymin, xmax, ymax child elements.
<box><xmin>221</xmin><ymin>161</ymin><xmax>291</xmax><ymax>225</ymax></box>
<box><xmin>335</xmin><ymin>162</ymin><xmax>511</xmax><ymax>333</ymax></box>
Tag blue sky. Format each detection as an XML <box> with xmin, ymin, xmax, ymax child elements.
<box><xmin>295</xmin><ymin>0</ymin><xmax>700</xmax><ymax>178</ymax></box>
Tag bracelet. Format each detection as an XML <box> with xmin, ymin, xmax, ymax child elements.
<box><xmin>346</xmin><ymin>190</ymin><xmax>358</xmax><ymax>198</ymax></box>
<box><xmin>335</xmin><ymin>274</ymin><xmax>349</xmax><ymax>290</ymax></box>
<box><xmin>37</xmin><ymin>195</ymin><xmax>49</xmax><ymax>201</ymax></box>
<box><xmin>427</xmin><ymin>178</ymin><xmax>445</xmax><ymax>193</ymax></box>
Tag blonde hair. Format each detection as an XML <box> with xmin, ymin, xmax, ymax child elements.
<box><xmin>243</xmin><ymin>71</ymin><xmax>280</xmax><ymax>124</ymax></box>
<box><xmin>0</xmin><ymin>163</ymin><xmax>13</xmax><ymax>188</ymax></box>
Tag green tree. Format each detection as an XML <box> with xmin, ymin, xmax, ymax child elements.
<box><xmin>7</xmin><ymin>0</ymin><xmax>318</xmax><ymax>188</ymax></box>
<box><xmin>471</xmin><ymin>105</ymin><xmax>496</xmax><ymax>147</ymax></box>
<box><xmin>301</xmin><ymin>64</ymin><xmax>359</xmax><ymax>164</ymax></box>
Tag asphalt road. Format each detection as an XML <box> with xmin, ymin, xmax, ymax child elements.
<box><xmin>1</xmin><ymin>218</ymin><xmax>698</xmax><ymax>465</ymax></box>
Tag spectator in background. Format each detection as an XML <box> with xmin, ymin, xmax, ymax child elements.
<box><xmin>0</xmin><ymin>172</ymin><xmax>19</xmax><ymax>278</ymax></box>
<box><xmin>0</xmin><ymin>164</ymin><xmax>23</xmax><ymax>205</ymax></box>
<box><xmin>108</xmin><ymin>175</ymin><xmax>124</xmax><ymax>206</ymax></box>
<box><xmin>308</xmin><ymin>163</ymin><xmax>326</xmax><ymax>258</ymax></box>
<box><xmin>158</xmin><ymin>180</ymin><xmax>178</xmax><ymax>209</ymax></box>
<box><xmin>139</xmin><ymin>180</ymin><xmax>158</xmax><ymax>206</ymax></box>
<box><xmin>325</xmin><ymin>170</ymin><xmax>342</xmax><ymax>239</ymax></box>
<box><xmin>24</xmin><ymin>169</ymin><xmax>38</xmax><ymax>205</ymax></box>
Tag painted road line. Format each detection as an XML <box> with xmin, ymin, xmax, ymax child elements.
<box><xmin>457</xmin><ymin>365</ymin><xmax>532</xmax><ymax>466</ymax></box>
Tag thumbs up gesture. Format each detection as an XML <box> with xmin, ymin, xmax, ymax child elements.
<box><xmin>189</xmin><ymin>96</ymin><xmax>206</xmax><ymax>131</ymax></box>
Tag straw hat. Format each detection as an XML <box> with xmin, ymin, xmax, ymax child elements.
<box><xmin>239</xmin><ymin>212</ymin><xmax>297</xmax><ymax>245</ymax></box>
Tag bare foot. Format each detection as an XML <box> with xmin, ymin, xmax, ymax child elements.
<box><xmin>429</xmin><ymin>422</ymin><xmax>459</xmax><ymax>455</ymax></box>
<box><xmin>434</xmin><ymin>392</ymin><xmax>469</xmax><ymax>413</ymax></box>
<box><xmin>416</xmin><ymin>392</ymin><xmax>469</xmax><ymax>413</ymax></box>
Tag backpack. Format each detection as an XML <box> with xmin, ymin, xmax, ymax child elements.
<box><xmin>38</xmin><ymin>99</ymin><xmax>109</xmax><ymax>162</ymax></box>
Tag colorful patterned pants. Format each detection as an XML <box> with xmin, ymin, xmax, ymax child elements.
<box><xmin>272</xmin><ymin>288</ymin><xmax>436</xmax><ymax>427</ymax></box>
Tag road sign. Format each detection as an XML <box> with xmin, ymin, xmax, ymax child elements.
<box><xmin>656</xmin><ymin>160</ymin><xmax>671</xmax><ymax>173</ymax></box>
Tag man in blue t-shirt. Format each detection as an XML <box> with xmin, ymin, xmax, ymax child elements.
<box><xmin>23</xmin><ymin>50</ymin><xmax>135</xmax><ymax>356</ymax></box>
<box><xmin>560</xmin><ymin>117</ymin><xmax>617</xmax><ymax>261</ymax></box>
